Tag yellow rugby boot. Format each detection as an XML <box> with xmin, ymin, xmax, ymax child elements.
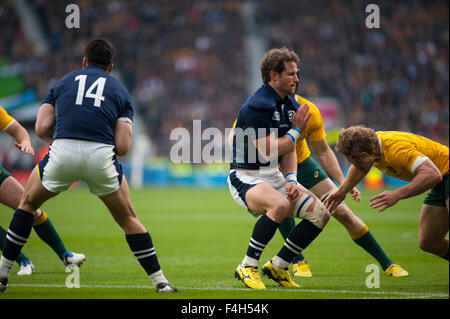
<box><xmin>234</xmin><ymin>264</ymin><xmax>265</xmax><ymax>289</ymax></box>
<box><xmin>292</xmin><ymin>260</ymin><xmax>312</xmax><ymax>277</ymax></box>
<box><xmin>385</xmin><ymin>264</ymin><xmax>409</xmax><ymax>277</ymax></box>
<box><xmin>262</xmin><ymin>260</ymin><xmax>299</xmax><ymax>287</ymax></box>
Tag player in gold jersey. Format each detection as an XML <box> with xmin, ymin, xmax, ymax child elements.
<box><xmin>325</xmin><ymin>125</ymin><xmax>449</xmax><ymax>261</ymax></box>
<box><xmin>0</xmin><ymin>106</ymin><xmax>86</xmax><ymax>274</ymax></box>
<box><xmin>277</xmin><ymin>95</ymin><xmax>407</xmax><ymax>277</ymax></box>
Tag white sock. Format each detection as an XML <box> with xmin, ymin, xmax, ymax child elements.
<box><xmin>271</xmin><ymin>256</ymin><xmax>289</xmax><ymax>270</ymax></box>
<box><xmin>149</xmin><ymin>269</ymin><xmax>167</xmax><ymax>286</ymax></box>
<box><xmin>242</xmin><ymin>255</ymin><xmax>259</xmax><ymax>267</ymax></box>
<box><xmin>0</xmin><ymin>256</ymin><xmax>15</xmax><ymax>278</ymax></box>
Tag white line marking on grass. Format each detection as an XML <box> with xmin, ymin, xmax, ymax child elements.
<box><xmin>9</xmin><ymin>283</ymin><xmax>448</xmax><ymax>298</ymax></box>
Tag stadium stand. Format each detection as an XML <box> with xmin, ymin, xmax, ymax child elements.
<box><xmin>262</xmin><ymin>0</ymin><xmax>448</xmax><ymax>145</ymax></box>
<box><xmin>0</xmin><ymin>0</ymin><xmax>448</xmax><ymax>171</ymax></box>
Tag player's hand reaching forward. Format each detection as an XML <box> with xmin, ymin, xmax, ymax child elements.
<box><xmin>369</xmin><ymin>190</ymin><xmax>400</xmax><ymax>212</ymax></box>
<box><xmin>350</xmin><ymin>187</ymin><xmax>361</xmax><ymax>202</ymax></box>
<box><xmin>14</xmin><ymin>140</ymin><xmax>35</xmax><ymax>156</ymax></box>
<box><xmin>4</xmin><ymin>118</ymin><xmax>35</xmax><ymax>156</ymax></box>
<box><xmin>323</xmin><ymin>189</ymin><xmax>346</xmax><ymax>212</ymax></box>
<box><xmin>292</xmin><ymin>104</ymin><xmax>311</xmax><ymax>132</ymax></box>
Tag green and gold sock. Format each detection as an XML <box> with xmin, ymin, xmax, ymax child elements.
<box><xmin>33</xmin><ymin>211</ymin><xmax>70</xmax><ymax>260</ymax></box>
<box><xmin>352</xmin><ymin>225</ymin><xmax>392</xmax><ymax>270</ymax></box>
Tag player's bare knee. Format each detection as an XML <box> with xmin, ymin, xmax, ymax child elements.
<box><xmin>418</xmin><ymin>237</ymin><xmax>440</xmax><ymax>254</ymax></box>
<box><xmin>269</xmin><ymin>197</ymin><xmax>291</xmax><ymax>222</ymax></box>
<box><xmin>332</xmin><ymin>205</ymin><xmax>354</xmax><ymax>226</ymax></box>
<box><xmin>418</xmin><ymin>241</ymin><xmax>433</xmax><ymax>253</ymax></box>
<box><xmin>294</xmin><ymin>193</ymin><xmax>330</xmax><ymax>229</ymax></box>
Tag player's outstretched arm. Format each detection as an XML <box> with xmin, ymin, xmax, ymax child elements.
<box><xmin>369</xmin><ymin>159</ymin><xmax>442</xmax><ymax>212</ymax></box>
<box><xmin>35</xmin><ymin>103</ymin><xmax>55</xmax><ymax>144</ymax></box>
<box><xmin>324</xmin><ymin>164</ymin><xmax>367</xmax><ymax>211</ymax></box>
<box><xmin>5</xmin><ymin>120</ymin><xmax>34</xmax><ymax>156</ymax></box>
<box><xmin>114</xmin><ymin>120</ymin><xmax>132</xmax><ymax>156</ymax></box>
<box><xmin>311</xmin><ymin>139</ymin><xmax>360</xmax><ymax>201</ymax></box>
<box><xmin>311</xmin><ymin>139</ymin><xmax>345</xmax><ymax>183</ymax></box>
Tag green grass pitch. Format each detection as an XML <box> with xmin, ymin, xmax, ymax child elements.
<box><xmin>0</xmin><ymin>186</ymin><xmax>448</xmax><ymax>300</ymax></box>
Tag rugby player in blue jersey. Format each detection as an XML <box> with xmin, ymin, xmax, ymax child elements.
<box><xmin>0</xmin><ymin>38</ymin><xmax>176</xmax><ymax>293</ymax></box>
<box><xmin>229</xmin><ymin>47</ymin><xmax>330</xmax><ymax>289</ymax></box>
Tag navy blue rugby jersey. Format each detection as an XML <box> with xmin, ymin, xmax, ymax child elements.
<box><xmin>231</xmin><ymin>83</ymin><xmax>299</xmax><ymax>170</ymax></box>
<box><xmin>43</xmin><ymin>65</ymin><xmax>133</xmax><ymax>145</ymax></box>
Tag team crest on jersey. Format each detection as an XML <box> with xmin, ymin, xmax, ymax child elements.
<box><xmin>288</xmin><ymin>110</ymin><xmax>296</xmax><ymax>122</ymax></box>
<box><xmin>272</xmin><ymin>111</ymin><xmax>280</xmax><ymax>121</ymax></box>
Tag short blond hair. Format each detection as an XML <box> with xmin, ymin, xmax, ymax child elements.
<box><xmin>336</xmin><ymin>125</ymin><xmax>378</xmax><ymax>159</ymax></box>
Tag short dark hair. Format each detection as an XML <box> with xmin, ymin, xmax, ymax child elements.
<box><xmin>84</xmin><ymin>38</ymin><xmax>115</xmax><ymax>70</ymax></box>
<box><xmin>260</xmin><ymin>47</ymin><xmax>299</xmax><ymax>83</ymax></box>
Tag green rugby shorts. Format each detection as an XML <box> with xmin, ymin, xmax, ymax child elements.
<box><xmin>424</xmin><ymin>174</ymin><xmax>449</xmax><ymax>207</ymax></box>
<box><xmin>296</xmin><ymin>156</ymin><xmax>329</xmax><ymax>189</ymax></box>
<box><xmin>0</xmin><ymin>163</ymin><xmax>12</xmax><ymax>186</ymax></box>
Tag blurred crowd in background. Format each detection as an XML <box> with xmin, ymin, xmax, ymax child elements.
<box><xmin>0</xmin><ymin>0</ymin><xmax>448</xmax><ymax>164</ymax></box>
<box><xmin>263</xmin><ymin>0</ymin><xmax>448</xmax><ymax>145</ymax></box>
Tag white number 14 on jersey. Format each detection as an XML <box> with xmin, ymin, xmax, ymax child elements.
<box><xmin>74</xmin><ymin>75</ymin><xmax>106</xmax><ymax>107</ymax></box>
